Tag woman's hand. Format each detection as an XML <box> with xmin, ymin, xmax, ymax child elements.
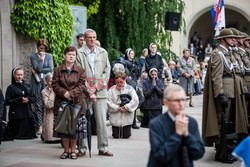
<box><xmin>38</xmin><ymin>52</ymin><xmax>45</xmax><ymax>60</ymax></box>
<box><xmin>64</xmin><ymin>91</ymin><xmax>71</xmax><ymax>100</ymax></box>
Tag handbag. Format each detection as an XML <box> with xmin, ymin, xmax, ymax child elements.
<box><xmin>1</xmin><ymin>121</ymin><xmax>14</xmax><ymax>143</ymax></box>
<box><xmin>54</xmin><ymin>101</ymin><xmax>81</xmax><ymax>135</ymax></box>
<box><xmin>120</xmin><ymin>94</ymin><xmax>132</xmax><ymax>106</ymax></box>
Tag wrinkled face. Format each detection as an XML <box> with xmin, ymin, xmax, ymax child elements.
<box><xmin>149</xmin><ymin>71</ymin><xmax>157</xmax><ymax>79</ymax></box>
<box><xmin>128</xmin><ymin>50</ymin><xmax>135</xmax><ymax>60</ymax></box>
<box><xmin>183</xmin><ymin>50</ymin><xmax>190</xmax><ymax>58</ymax></box>
<box><xmin>164</xmin><ymin>90</ymin><xmax>186</xmax><ymax>116</ymax></box>
<box><xmin>46</xmin><ymin>78</ymin><xmax>52</xmax><ymax>87</ymax></box>
<box><xmin>65</xmin><ymin>51</ymin><xmax>76</xmax><ymax>64</ymax></box>
<box><xmin>115</xmin><ymin>78</ymin><xmax>125</xmax><ymax>89</ymax></box>
<box><xmin>150</xmin><ymin>44</ymin><xmax>157</xmax><ymax>54</ymax></box>
<box><xmin>37</xmin><ymin>44</ymin><xmax>46</xmax><ymax>53</ymax></box>
<box><xmin>14</xmin><ymin>69</ymin><xmax>24</xmax><ymax>82</ymax></box>
<box><xmin>85</xmin><ymin>32</ymin><xmax>97</xmax><ymax>48</ymax></box>
<box><xmin>77</xmin><ymin>37</ymin><xmax>85</xmax><ymax>47</ymax></box>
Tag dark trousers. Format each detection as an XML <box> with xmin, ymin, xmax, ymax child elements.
<box><xmin>141</xmin><ymin>109</ymin><xmax>162</xmax><ymax>128</ymax></box>
<box><xmin>112</xmin><ymin>125</ymin><xmax>131</xmax><ymax>138</ymax></box>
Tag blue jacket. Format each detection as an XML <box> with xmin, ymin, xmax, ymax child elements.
<box><xmin>148</xmin><ymin>112</ymin><xmax>205</xmax><ymax>167</ymax></box>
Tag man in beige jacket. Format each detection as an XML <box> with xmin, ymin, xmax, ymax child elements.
<box><xmin>77</xmin><ymin>29</ymin><xmax>113</xmax><ymax>156</ymax></box>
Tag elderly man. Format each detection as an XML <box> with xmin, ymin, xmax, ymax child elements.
<box><xmin>77</xmin><ymin>29</ymin><xmax>113</xmax><ymax>156</ymax></box>
<box><xmin>148</xmin><ymin>84</ymin><xmax>204</xmax><ymax>167</ymax></box>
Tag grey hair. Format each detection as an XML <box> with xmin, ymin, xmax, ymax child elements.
<box><xmin>84</xmin><ymin>29</ymin><xmax>96</xmax><ymax>38</ymax></box>
<box><xmin>44</xmin><ymin>72</ymin><xmax>53</xmax><ymax>84</ymax></box>
<box><xmin>164</xmin><ymin>84</ymin><xmax>185</xmax><ymax>99</ymax></box>
<box><xmin>112</xmin><ymin>63</ymin><xmax>125</xmax><ymax>74</ymax></box>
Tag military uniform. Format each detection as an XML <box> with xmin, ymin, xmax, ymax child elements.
<box><xmin>202</xmin><ymin>29</ymin><xmax>248</xmax><ymax>163</ymax></box>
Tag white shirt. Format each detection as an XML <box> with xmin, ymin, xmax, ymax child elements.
<box><xmin>86</xmin><ymin>46</ymin><xmax>97</xmax><ymax>75</ymax></box>
<box><xmin>167</xmin><ymin>111</ymin><xmax>176</xmax><ymax>122</ymax></box>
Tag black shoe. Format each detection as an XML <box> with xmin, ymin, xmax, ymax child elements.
<box><xmin>132</xmin><ymin>125</ymin><xmax>140</xmax><ymax>129</ymax></box>
<box><xmin>215</xmin><ymin>153</ymin><xmax>237</xmax><ymax>163</ymax></box>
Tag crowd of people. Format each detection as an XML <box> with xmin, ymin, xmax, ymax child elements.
<box><xmin>1</xmin><ymin>27</ymin><xmax>249</xmax><ymax>165</ymax></box>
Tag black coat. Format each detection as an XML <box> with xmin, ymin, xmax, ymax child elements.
<box><xmin>145</xmin><ymin>54</ymin><xmax>164</xmax><ymax>78</ymax></box>
<box><xmin>148</xmin><ymin>112</ymin><xmax>205</xmax><ymax>167</ymax></box>
<box><xmin>5</xmin><ymin>82</ymin><xmax>36</xmax><ymax>119</ymax></box>
<box><xmin>142</xmin><ymin>78</ymin><xmax>164</xmax><ymax>110</ymax></box>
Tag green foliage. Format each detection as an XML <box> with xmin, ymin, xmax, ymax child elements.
<box><xmin>88</xmin><ymin>0</ymin><xmax>185</xmax><ymax>62</ymax></box>
<box><xmin>68</xmin><ymin>0</ymin><xmax>101</xmax><ymax>17</ymax></box>
<box><xmin>11</xmin><ymin>0</ymin><xmax>74</xmax><ymax>66</ymax></box>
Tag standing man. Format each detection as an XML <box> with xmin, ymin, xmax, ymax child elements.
<box><xmin>148</xmin><ymin>84</ymin><xmax>204</xmax><ymax>167</ymax></box>
<box><xmin>77</xmin><ymin>29</ymin><xmax>113</xmax><ymax>156</ymax></box>
<box><xmin>202</xmin><ymin>29</ymin><xmax>248</xmax><ymax>163</ymax></box>
<box><xmin>76</xmin><ymin>33</ymin><xmax>85</xmax><ymax>49</ymax></box>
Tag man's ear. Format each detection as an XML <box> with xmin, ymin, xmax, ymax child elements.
<box><xmin>163</xmin><ymin>99</ymin><xmax>168</xmax><ymax>106</ymax></box>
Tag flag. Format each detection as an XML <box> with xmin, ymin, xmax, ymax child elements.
<box><xmin>210</xmin><ymin>0</ymin><xmax>226</xmax><ymax>36</ymax></box>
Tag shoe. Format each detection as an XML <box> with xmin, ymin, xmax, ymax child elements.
<box><xmin>98</xmin><ymin>150</ymin><xmax>113</xmax><ymax>156</ymax></box>
<box><xmin>70</xmin><ymin>152</ymin><xmax>78</xmax><ymax>160</ymax></box>
<box><xmin>60</xmin><ymin>152</ymin><xmax>69</xmax><ymax>159</ymax></box>
<box><xmin>189</xmin><ymin>102</ymin><xmax>194</xmax><ymax>107</ymax></box>
<box><xmin>77</xmin><ymin>151</ymin><xmax>86</xmax><ymax>157</ymax></box>
<box><xmin>215</xmin><ymin>152</ymin><xmax>237</xmax><ymax>163</ymax></box>
<box><xmin>132</xmin><ymin>125</ymin><xmax>140</xmax><ymax>129</ymax></box>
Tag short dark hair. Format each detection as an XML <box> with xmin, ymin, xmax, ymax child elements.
<box><xmin>76</xmin><ymin>33</ymin><xmax>84</xmax><ymax>39</ymax></box>
<box><xmin>64</xmin><ymin>46</ymin><xmax>77</xmax><ymax>55</ymax></box>
<box><xmin>115</xmin><ymin>72</ymin><xmax>127</xmax><ymax>80</ymax></box>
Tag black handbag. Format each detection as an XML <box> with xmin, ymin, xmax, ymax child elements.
<box><xmin>54</xmin><ymin>101</ymin><xmax>82</xmax><ymax>135</ymax></box>
<box><xmin>120</xmin><ymin>94</ymin><xmax>132</xmax><ymax>106</ymax></box>
<box><xmin>1</xmin><ymin>121</ymin><xmax>14</xmax><ymax>143</ymax></box>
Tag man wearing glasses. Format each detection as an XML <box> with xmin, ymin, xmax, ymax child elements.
<box><xmin>147</xmin><ymin>84</ymin><xmax>204</xmax><ymax>167</ymax></box>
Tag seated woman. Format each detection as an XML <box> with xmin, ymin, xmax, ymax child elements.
<box><xmin>5</xmin><ymin>67</ymin><xmax>37</xmax><ymax>139</ymax></box>
<box><xmin>41</xmin><ymin>73</ymin><xmax>59</xmax><ymax>142</ymax></box>
<box><xmin>52</xmin><ymin>46</ymin><xmax>86</xmax><ymax>159</ymax></box>
<box><xmin>107</xmin><ymin>72</ymin><xmax>139</xmax><ymax>138</ymax></box>
<box><xmin>141</xmin><ymin>68</ymin><xmax>164</xmax><ymax>128</ymax></box>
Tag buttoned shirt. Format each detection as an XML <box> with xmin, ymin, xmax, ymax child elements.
<box><xmin>86</xmin><ymin>47</ymin><xmax>97</xmax><ymax>75</ymax></box>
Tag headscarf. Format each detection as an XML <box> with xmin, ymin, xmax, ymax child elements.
<box><xmin>11</xmin><ymin>67</ymin><xmax>23</xmax><ymax>84</ymax></box>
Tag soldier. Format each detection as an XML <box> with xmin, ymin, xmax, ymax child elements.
<box><xmin>202</xmin><ymin>28</ymin><xmax>248</xmax><ymax>163</ymax></box>
<box><xmin>239</xmin><ymin>32</ymin><xmax>250</xmax><ymax>124</ymax></box>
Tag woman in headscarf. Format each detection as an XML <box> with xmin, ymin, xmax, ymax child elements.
<box><xmin>141</xmin><ymin>68</ymin><xmax>164</xmax><ymax>128</ymax></box>
<box><xmin>5</xmin><ymin>67</ymin><xmax>37</xmax><ymax>139</ymax></box>
<box><xmin>30</xmin><ymin>38</ymin><xmax>54</xmax><ymax>134</ymax></box>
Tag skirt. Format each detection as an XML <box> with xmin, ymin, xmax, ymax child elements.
<box><xmin>53</xmin><ymin>115</ymin><xmax>87</xmax><ymax>140</ymax></box>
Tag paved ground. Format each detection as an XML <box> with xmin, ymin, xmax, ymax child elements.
<box><xmin>0</xmin><ymin>95</ymin><xmax>241</xmax><ymax>167</ymax></box>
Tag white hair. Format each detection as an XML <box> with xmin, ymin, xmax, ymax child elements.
<box><xmin>112</xmin><ymin>63</ymin><xmax>125</xmax><ymax>74</ymax></box>
<box><xmin>164</xmin><ymin>84</ymin><xmax>185</xmax><ymax>99</ymax></box>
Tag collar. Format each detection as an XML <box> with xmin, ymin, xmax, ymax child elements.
<box><xmin>167</xmin><ymin>110</ymin><xmax>176</xmax><ymax>122</ymax></box>
<box><xmin>219</xmin><ymin>44</ymin><xmax>229</xmax><ymax>52</ymax></box>
<box><xmin>86</xmin><ymin>46</ymin><xmax>96</xmax><ymax>54</ymax></box>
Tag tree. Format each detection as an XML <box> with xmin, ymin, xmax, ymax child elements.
<box><xmin>11</xmin><ymin>0</ymin><xmax>74</xmax><ymax>66</ymax></box>
<box><xmin>88</xmin><ymin>0</ymin><xmax>185</xmax><ymax>62</ymax></box>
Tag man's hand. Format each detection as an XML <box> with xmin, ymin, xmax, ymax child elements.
<box><xmin>175</xmin><ymin>113</ymin><xmax>189</xmax><ymax>136</ymax></box>
<box><xmin>90</xmin><ymin>94</ymin><xmax>97</xmax><ymax>103</ymax></box>
<box><xmin>219</xmin><ymin>94</ymin><xmax>228</xmax><ymax>108</ymax></box>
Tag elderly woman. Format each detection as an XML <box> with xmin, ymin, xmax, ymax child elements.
<box><xmin>107</xmin><ymin>72</ymin><xmax>139</xmax><ymax>138</ymax></box>
<box><xmin>5</xmin><ymin>67</ymin><xmax>37</xmax><ymax>139</ymax></box>
<box><xmin>52</xmin><ymin>46</ymin><xmax>86</xmax><ymax>159</ymax></box>
<box><xmin>41</xmin><ymin>73</ymin><xmax>59</xmax><ymax>142</ymax></box>
<box><xmin>141</xmin><ymin>68</ymin><xmax>164</xmax><ymax>128</ymax></box>
<box><xmin>177</xmin><ymin>48</ymin><xmax>196</xmax><ymax>107</ymax></box>
<box><xmin>30</xmin><ymin>38</ymin><xmax>54</xmax><ymax>134</ymax></box>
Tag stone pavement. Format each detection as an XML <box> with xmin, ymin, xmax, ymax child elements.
<box><xmin>0</xmin><ymin>95</ymin><xmax>241</xmax><ymax>167</ymax></box>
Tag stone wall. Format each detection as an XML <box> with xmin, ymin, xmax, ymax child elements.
<box><xmin>17</xmin><ymin>35</ymin><xmax>36</xmax><ymax>83</ymax></box>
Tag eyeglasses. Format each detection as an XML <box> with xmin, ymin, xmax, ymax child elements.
<box><xmin>167</xmin><ymin>98</ymin><xmax>187</xmax><ymax>103</ymax></box>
